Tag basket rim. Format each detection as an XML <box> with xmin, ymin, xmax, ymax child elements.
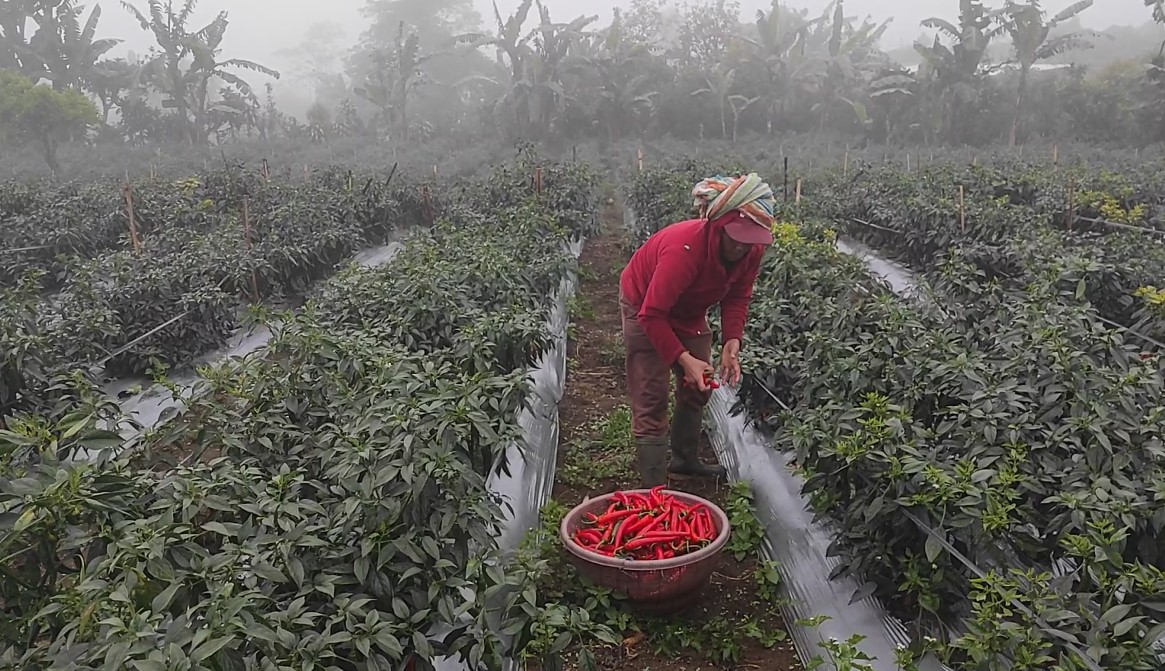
<box><xmin>559</xmin><ymin>488</ymin><xmax>731</xmax><ymax>570</ymax></box>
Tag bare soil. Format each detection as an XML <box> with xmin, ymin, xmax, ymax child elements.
<box><xmin>550</xmin><ymin>192</ymin><xmax>802</xmax><ymax>671</ymax></box>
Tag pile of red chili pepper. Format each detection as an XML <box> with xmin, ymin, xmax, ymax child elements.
<box><xmin>570</xmin><ymin>487</ymin><xmax>718</xmax><ymax>560</ymax></box>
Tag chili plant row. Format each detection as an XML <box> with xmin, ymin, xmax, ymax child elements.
<box><xmin>744</xmin><ymin>226</ymin><xmax>1165</xmax><ymax>670</ymax></box>
<box><xmin>0</xmin><ymin>154</ymin><xmax>599</xmax><ymax>671</ymax></box>
<box><xmin>810</xmin><ymin>162</ymin><xmax>1165</xmax><ymax>341</ymax></box>
<box><xmin>0</xmin><ymin>167</ymin><xmax>435</xmax><ymax>418</ymax></box>
<box><xmin>625</xmin><ymin>165</ymin><xmax>1165</xmax><ymax>670</ymax></box>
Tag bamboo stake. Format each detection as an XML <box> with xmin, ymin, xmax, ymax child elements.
<box><xmin>243</xmin><ymin>199</ymin><xmax>259</xmax><ymax>302</ymax></box>
<box><xmin>795</xmin><ymin>178</ymin><xmax>802</xmax><ymax>204</ymax></box>
<box><xmin>123</xmin><ymin>182</ymin><xmax>141</xmax><ymax>253</ymax></box>
<box><xmin>1052</xmin><ymin>144</ymin><xmax>1059</xmax><ymax>165</ymax></box>
<box><xmin>303</xmin><ymin>164</ymin><xmax>309</xmax><ymax>182</ymax></box>
<box><xmin>843</xmin><ymin>151</ymin><xmax>849</xmax><ymax>177</ymax></box>
<box><xmin>959</xmin><ymin>185</ymin><xmax>966</xmax><ymax>233</ymax></box>
<box><xmin>906</xmin><ymin>154</ymin><xmax>911</xmax><ymax>171</ymax></box>
<box><xmin>637</xmin><ymin>147</ymin><xmax>644</xmax><ymax>172</ymax></box>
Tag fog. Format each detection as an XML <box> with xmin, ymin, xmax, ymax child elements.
<box><xmin>98</xmin><ymin>0</ymin><xmax>1155</xmax><ymax>71</ymax></box>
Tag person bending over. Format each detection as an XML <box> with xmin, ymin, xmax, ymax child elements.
<box><xmin>619</xmin><ymin>173</ymin><xmax>776</xmax><ymax>486</ymax></box>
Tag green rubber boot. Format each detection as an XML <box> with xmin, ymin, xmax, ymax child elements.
<box><xmin>635</xmin><ymin>435</ymin><xmax>669</xmax><ymax>487</ymax></box>
<box><xmin>667</xmin><ymin>405</ymin><xmax>727</xmax><ymax>479</ymax></box>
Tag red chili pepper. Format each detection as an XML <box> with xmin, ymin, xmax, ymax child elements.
<box><xmin>624</xmin><ymin>533</ymin><xmax>687</xmax><ymax>551</ymax></box>
<box><xmin>612</xmin><ymin>516</ymin><xmax>633</xmax><ymax>550</ymax></box>
<box><xmin>655</xmin><ymin>546</ymin><xmax>666</xmax><ymax>560</ymax></box>
<box><xmin>594</xmin><ymin>508</ymin><xmax>637</xmax><ymax>526</ymax></box>
<box><xmin>575</xmin><ymin>529</ymin><xmax>602</xmax><ymax>545</ymax></box>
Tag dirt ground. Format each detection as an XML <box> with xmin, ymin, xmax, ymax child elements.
<box><xmin>549</xmin><ymin>191</ymin><xmax>802</xmax><ymax>671</ymax></box>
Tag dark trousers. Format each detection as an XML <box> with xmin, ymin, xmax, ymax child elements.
<box><xmin>620</xmin><ymin>293</ymin><xmax>713</xmax><ymax>439</ymax></box>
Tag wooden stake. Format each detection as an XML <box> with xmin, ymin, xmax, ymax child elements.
<box><xmin>906</xmin><ymin>154</ymin><xmax>911</xmax><ymax>171</ymax></box>
<box><xmin>1052</xmin><ymin>144</ymin><xmax>1059</xmax><ymax>165</ymax></box>
<box><xmin>783</xmin><ymin>156</ymin><xmax>789</xmax><ymax>201</ymax></box>
<box><xmin>795</xmin><ymin>178</ymin><xmax>802</xmax><ymax>204</ymax></box>
<box><xmin>637</xmin><ymin>147</ymin><xmax>644</xmax><ymax>172</ymax></box>
<box><xmin>303</xmin><ymin>164</ymin><xmax>309</xmax><ymax>182</ymax></box>
<box><xmin>433</xmin><ymin>165</ymin><xmax>438</xmax><ymax>179</ymax></box>
<box><xmin>123</xmin><ymin>182</ymin><xmax>141</xmax><ymax>253</ymax></box>
<box><xmin>959</xmin><ymin>185</ymin><xmax>966</xmax><ymax>233</ymax></box>
<box><xmin>1067</xmin><ymin>180</ymin><xmax>1076</xmax><ymax>232</ymax></box>
<box><xmin>243</xmin><ymin>199</ymin><xmax>259</xmax><ymax>302</ymax></box>
<box><xmin>533</xmin><ymin>166</ymin><xmax>543</xmax><ymax>193</ymax></box>
<box><xmin>843</xmin><ymin>151</ymin><xmax>849</xmax><ymax>177</ymax></box>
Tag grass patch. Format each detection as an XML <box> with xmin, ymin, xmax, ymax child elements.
<box><xmin>559</xmin><ymin>405</ymin><xmax>636</xmax><ymax>489</ymax></box>
<box><xmin>568</xmin><ymin>293</ymin><xmax>596</xmax><ymax>322</ymax></box>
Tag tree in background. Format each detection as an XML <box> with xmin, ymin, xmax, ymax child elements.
<box><xmin>0</xmin><ymin>70</ymin><xmax>98</xmax><ymax>171</ymax></box>
<box><xmin>122</xmin><ymin>0</ymin><xmax>279</xmax><ymax>145</ymax></box>
<box><xmin>996</xmin><ymin>0</ymin><xmax>1093</xmax><ymax>145</ymax></box>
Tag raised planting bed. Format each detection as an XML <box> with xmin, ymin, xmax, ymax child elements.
<box><xmin>810</xmin><ymin>161</ymin><xmax>1165</xmax><ymax>339</ymax></box>
<box><xmin>735</xmin><ymin>220</ymin><xmax>1165</xmax><ymax>669</ymax></box>
<box><xmin>628</xmin><ymin>161</ymin><xmax>1165</xmax><ymax>670</ymax></box>
<box><xmin>0</xmin><ymin>155</ymin><xmax>601</xmax><ymax>671</ymax></box>
<box><xmin>0</xmin><ymin>166</ymin><xmax>430</xmax><ymax>417</ymax></box>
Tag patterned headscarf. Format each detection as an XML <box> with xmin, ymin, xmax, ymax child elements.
<box><xmin>691</xmin><ymin>173</ymin><xmax>777</xmax><ymax>230</ymax></box>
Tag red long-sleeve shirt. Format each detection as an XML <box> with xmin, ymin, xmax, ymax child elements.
<box><xmin>619</xmin><ymin>214</ymin><xmax>764</xmax><ymax>365</ymax></box>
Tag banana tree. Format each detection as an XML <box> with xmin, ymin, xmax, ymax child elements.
<box><xmin>743</xmin><ymin>2</ymin><xmax>824</xmax><ymax>134</ymax></box>
<box><xmin>460</xmin><ymin>0</ymin><xmax>595</xmax><ymax>139</ymax></box>
<box><xmin>37</xmin><ymin>3</ymin><xmax>122</xmax><ymax>91</ymax></box>
<box><xmin>915</xmin><ymin>0</ymin><xmax>1003</xmax><ymax>143</ymax></box>
<box><xmin>354</xmin><ymin>22</ymin><xmax>447</xmax><ymax>142</ymax></box>
<box><xmin>996</xmin><ymin>0</ymin><xmax>1093</xmax><ymax>145</ymax></box>
<box><xmin>810</xmin><ymin>0</ymin><xmax>889</xmax><ymax>133</ymax></box>
<box><xmin>123</xmin><ymin>0</ymin><xmax>278</xmax><ymax>145</ymax></box>
<box><xmin>1148</xmin><ymin>0</ymin><xmax>1165</xmax><ymax>24</ymax></box>
<box><xmin>691</xmin><ymin>67</ymin><xmax>736</xmax><ymax>138</ymax></box>
<box><xmin>568</xmin><ymin>11</ymin><xmax>658</xmax><ymax>140</ymax></box>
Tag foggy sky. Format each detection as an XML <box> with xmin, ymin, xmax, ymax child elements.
<box><xmin>99</xmin><ymin>0</ymin><xmax>1156</xmax><ymax>78</ymax></box>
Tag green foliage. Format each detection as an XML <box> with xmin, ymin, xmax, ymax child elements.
<box><xmin>0</xmin><ymin>71</ymin><xmax>98</xmax><ymax>171</ymax></box>
<box><xmin>0</xmin><ymin>155</ymin><xmax>601</xmax><ymax>670</ymax></box>
<box><xmin>558</xmin><ymin>406</ymin><xmax>636</xmax><ymax>490</ymax></box>
<box><xmin>0</xmin><ymin>166</ymin><xmax>434</xmax><ymax>416</ymax></box>
<box><xmin>634</xmin><ymin>161</ymin><xmax>1165</xmax><ymax>669</ymax></box>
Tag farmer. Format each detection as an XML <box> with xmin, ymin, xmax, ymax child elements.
<box><xmin>619</xmin><ymin>173</ymin><xmax>776</xmax><ymax>486</ymax></box>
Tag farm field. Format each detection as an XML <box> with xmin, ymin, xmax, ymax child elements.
<box><xmin>5</xmin><ymin>137</ymin><xmax>1165</xmax><ymax>671</ymax></box>
<box><xmin>0</xmin><ymin>152</ymin><xmax>605</xmax><ymax>669</ymax></box>
<box><xmin>0</xmin><ymin>165</ymin><xmax>433</xmax><ymax>421</ymax></box>
<box><xmin>628</xmin><ymin>156</ymin><xmax>1165</xmax><ymax>670</ymax></box>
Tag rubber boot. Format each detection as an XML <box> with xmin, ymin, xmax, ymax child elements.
<box><xmin>667</xmin><ymin>404</ymin><xmax>726</xmax><ymax>479</ymax></box>
<box><xmin>635</xmin><ymin>435</ymin><xmax>669</xmax><ymax>487</ymax></box>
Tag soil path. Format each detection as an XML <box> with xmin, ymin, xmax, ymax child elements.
<box><xmin>550</xmin><ymin>186</ymin><xmax>802</xmax><ymax>671</ymax></box>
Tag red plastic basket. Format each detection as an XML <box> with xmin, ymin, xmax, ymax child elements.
<box><xmin>559</xmin><ymin>489</ymin><xmax>731</xmax><ymax>614</ymax></box>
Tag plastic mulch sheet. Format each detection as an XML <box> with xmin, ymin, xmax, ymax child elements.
<box><xmin>616</xmin><ymin>195</ymin><xmax>947</xmax><ymax>671</ymax></box>
<box><xmin>95</xmin><ymin>239</ymin><xmax>406</xmax><ymax>455</ymax></box>
<box><xmin>434</xmin><ymin>237</ymin><xmax>582</xmax><ymax>671</ymax></box>
<box><xmin>705</xmin><ymin>388</ymin><xmax>947</xmax><ymax>671</ymax></box>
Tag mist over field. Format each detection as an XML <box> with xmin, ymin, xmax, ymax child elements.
<box><xmin>7</xmin><ymin>1</ymin><xmax>1165</xmax><ymax>670</ymax></box>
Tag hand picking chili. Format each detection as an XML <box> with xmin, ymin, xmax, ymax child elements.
<box><xmin>571</xmin><ymin>486</ymin><xmax>719</xmax><ymax>560</ymax></box>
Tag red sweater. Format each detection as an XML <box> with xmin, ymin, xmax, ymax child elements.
<box><xmin>620</xmin><ymin>216</ymin><xmax>764</xmax><ymax>365</ymax></box>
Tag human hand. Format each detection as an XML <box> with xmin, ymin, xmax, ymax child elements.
<box><xmin>678</xmin><ymin>352</ymin><xmax>716</xmax><ymax>392</ymax></box>
<box><xmin>719</xmin><ymin>339</ymin><xmax>742</xmax><ymax>386</ymax></box>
